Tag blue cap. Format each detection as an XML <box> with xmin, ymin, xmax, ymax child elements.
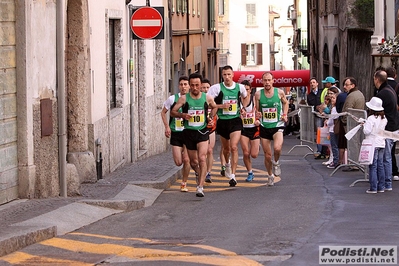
<box><xmin>322</xmin><ymin>76</ymin><xmax>336</xmax><ymax>83</ymax></box>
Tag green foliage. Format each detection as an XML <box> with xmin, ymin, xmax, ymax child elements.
<box><xmin>351</xmin><ymin>0</ymin><xmax>374</xmax><ymax>28</ymax></box>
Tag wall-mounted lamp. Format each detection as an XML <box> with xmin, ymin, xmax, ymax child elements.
<box><xmin>180</xmin><ymin>57</ymin><xmax>184</xmax><ymax>62</ymax></box>
<box><xmin>219</xmin><ymin>49</ymin><xmax>231</xmax><ymax>55</ymax></box>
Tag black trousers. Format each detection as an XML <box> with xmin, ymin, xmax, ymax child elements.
<box><xmin>392</xmin><ymin>141</ymin><xmax>398</xmax><ymax>176</ymax></box>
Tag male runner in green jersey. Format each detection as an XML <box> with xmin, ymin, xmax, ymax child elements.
<box><xmin>255</xmin><ymin>72</ymin><xmax>289</xmax><ymax>186</ymax></box>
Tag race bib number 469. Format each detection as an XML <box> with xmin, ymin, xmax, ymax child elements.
<box><xmin>262</xmin><ymin>108</ymin><xmax>278</xmax><ymax>123</ymax></box>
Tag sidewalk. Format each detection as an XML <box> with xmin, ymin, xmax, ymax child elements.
<box><xmin>0</xmin><ymin>148</ymin><xmax>182</xmax><ymax>257</ymax></box>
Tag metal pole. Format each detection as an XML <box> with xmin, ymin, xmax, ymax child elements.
<box><xmin>57</xmin><ymin>0</ymin><xmax>67</xmax><ymax>197</ymax></box>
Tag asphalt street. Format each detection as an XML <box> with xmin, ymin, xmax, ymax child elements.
<box><xmin>0</xmin><ymin>134</ymin><xmax>398</xmax><ymax>265</ymax></box>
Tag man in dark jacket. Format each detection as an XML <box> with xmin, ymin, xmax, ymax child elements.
<box><xmin>307</xmin><ymin>77</ymin><xmax>322</xmax><ymax>107</ymax></box>
<box><xmin>386</xmin><ymin>67</ymin><xmax>399</xmax><ymax>180</ymax></box>
<box><xmin>374</xmin><ymin>70</ymin><xmax>399</xmax><ymax>191</ymax></box>
<box><xmin>307</xmin><ymin>77</ymin><xmax>326</xmax><ymax>159</ymax></box>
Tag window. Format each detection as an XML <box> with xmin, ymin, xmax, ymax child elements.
<box><xmin>177</xmin><ymin>0</ymin><xmax>182</xmax><ymax>14</ymax></box>
<box><xmin>219</xmin><ymin>0</ymin><xmax>225</xmax><ymax>16</ymax></box>
<box><xmin>241</xmin><ymin>43</ymin><xmax>262</xmax><ymax>66</ymax></box>
<box><xmin>208</xmin><ymin>0</ymin><xmax>216</xmax><ymax>31</ymax></box>
<box><xmin>192</xmin><ymin>0</ymin><xmax>195</xmax><ymax>16</ymax></box>
<box><xmin>323</xmin><ymin>43</ymin><xmax>329</xmax><ymax>79</ymax></box>
<box><xmin>109</xmin><ymin>19</ymin><xmax>116</xmax><ymax>108</ymax></box>
<box><xmin>197</xmin><ymin>0</ymin><xmax>201</xmax><ymax>16</ymax></box>
<box><xmin>106</xmin><ymin>11</ymin><xmax>123</xmax><ymax>110</ymax></box>
<box><xmin>246</xmin><ymin>4</ymin><xmax>256</xmax><ymax>25</ymax></box>
<box><xmin>218</xmin><ymin>32</ymin><xmax>224</xmax><ymax>51</ymax></box>
<box><xmin>183</xmin><ymin>0</ymin><xmax>187</xmax><ymax>13</ymax></box>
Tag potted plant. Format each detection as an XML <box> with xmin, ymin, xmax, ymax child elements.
<box><xmin>377</xmin><ymin>35</ymin><xmax>399</xmax><ymax>55</ymax></box>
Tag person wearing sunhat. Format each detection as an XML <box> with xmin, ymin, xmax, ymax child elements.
<box><xmin>363</xmin><ymin>97</ymin><xmax>387</xmax><ymax>194</ymax></box>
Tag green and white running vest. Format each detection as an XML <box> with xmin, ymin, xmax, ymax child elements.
<box><xmin>217</xmin><ymin>83</ymin><xmax>241</xmax><ymax>120</ymax></box>
<box><xmin>169</xmin><ymin>94</ymin><xmax>184</xmax><ymax>132</ymax></box>
<box><xmin>184</xmin><ymin>93</ymin><xmax>207</xmax><ymax>131</ymax></box>
<box><xmin>259</xmin><ymin>88</ymin><xmax>284</xmax><ymax>129</ymax></box>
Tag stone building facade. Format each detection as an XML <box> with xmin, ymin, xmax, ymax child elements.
<box><xmin>308</xmin><ymin>0</ymin><xmax>374</xmax><ymax>99</ymax></box>
<box><xmin>0</xmin><ymin>0</ymin><xmax>171</xmax><ymax>204</ymax></box>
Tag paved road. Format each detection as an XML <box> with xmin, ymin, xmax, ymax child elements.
<box><xmin>1</xmin><ymin>135</ymin><xmax>398</xmax><ymax>265</ymax></box>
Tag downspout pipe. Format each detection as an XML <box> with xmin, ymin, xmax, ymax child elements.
<box><xmin>57</xmin><ymin>0</ymin><xmax>67</xmax><ymax>197</ymax></box>
<box><xmin>129</xmin><ymin>4</ymin><xmax>135</xmax><ymax>162</ymax></box>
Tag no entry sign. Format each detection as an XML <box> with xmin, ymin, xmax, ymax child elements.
<box><xmin>130</xmin><ymin>6</ymin><xmax>164</xmax><ymax>40</ymax></box>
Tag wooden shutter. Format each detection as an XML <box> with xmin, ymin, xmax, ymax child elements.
<box><xmin>241</xmin><ymin>43</ymin><xmax>246</xmax><ymax>66</ymax></box>
<box><xmin>256</xmin><ymin>43</ymin><xmax>263</xmax><ymax>65</ymax></box>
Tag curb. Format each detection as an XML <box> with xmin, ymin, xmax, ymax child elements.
<box><xmin>0</xmin><ymin>166</ymin><xmax>182</xmax><ymax>258</ymax></box>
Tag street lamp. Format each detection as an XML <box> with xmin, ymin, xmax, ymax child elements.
<box><xmin>218</xmin><ymin>49</ymin><xmax>231</xmax><ymax>55</ymax></box>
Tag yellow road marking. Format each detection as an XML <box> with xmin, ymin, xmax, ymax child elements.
<box><xmin>171</xmin><ymin>161</ymin><xmax>281</xmax><ymax>192</ymax></box>
<box><xmin>1</xmin><ymin>251</ymin><xmax>92</xmax><ymax>265</ymax></box>
<box><xmin>1</xmin><ymin>236</ymin><xmax>263</xmax><ymax>265</ymax></box>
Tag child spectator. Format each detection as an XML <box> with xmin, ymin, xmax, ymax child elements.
<box><xmin>362</xmin><ymin>97</ymin><xmax>388</xmax><ymax>194</ymax></box>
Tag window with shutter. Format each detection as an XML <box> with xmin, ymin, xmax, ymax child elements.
<box><xmin>246</xmin><ymin>44</ymin><xmax>255</xmax><ymax>65</ymax></box>
<box><xmin>241</xmin><ymin>43</ymin><xmax>247</xmax><ymax>66</ymax></box>
<box><xmin>256</xmin><ymin>43</ymin><xmax>263</xmax><ymax>65</ymax></box>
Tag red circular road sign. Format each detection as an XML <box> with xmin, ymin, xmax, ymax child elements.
<box><xmin>130</xmin><ymin>7</ymin><xmax>163</xmax><ymax>39</ymax></box>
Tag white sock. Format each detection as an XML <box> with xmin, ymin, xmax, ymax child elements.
<box><xmin>230</xmin><ymin>174</ymin><xmax>235</xmax><ymax>179</ymax></box>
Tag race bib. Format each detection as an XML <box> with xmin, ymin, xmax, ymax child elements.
<box><xmin>262</xmin><ymin>108</ymin><xmax>278</xmax><ymax>123</ymax></box>
<box><xmin>242</xmin><ymin>112</ymin><xmax>255</xmax><ymax>128</ymax></box>
<box><xmin>222</xmin><ymin>99</ymin><xmax>237</xmax><ymax>115</ymax></box>
<box><xmin>188</xmin><ymin>110</ymin><xmax>205</xmax><ymax>127</ymax></box>
<box><xmin>175</xmin><ymin>118</ymin><xmax>184</xmax><ymax>131</ymax></box>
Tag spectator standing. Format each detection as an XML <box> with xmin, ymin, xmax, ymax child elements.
<box><xmin>326</xmin><ymin>92</ymin><xmax>339</xmax><ymax>168</ymax></box>
<box><xmin>386</xmin><ymin>67</ymin><xmax>399</xmax><ymax>181</ymax></box>
<box><xmin>340</xmin><ymin>77</ymin><xmax>365</xmax><ymax>171</ymax></box>
<box><xmin>307</xmin><ymin>77</ymin><xmax>327</xmax><ymax>159</ymax></box>
<box><xmin>374</xmin><ymin>70</ymin><xmax>399</xmax><ymax>191</ymax></box>
<box><xmin>363</xmin><ymin>97</ymin><xmax>387</xmax><ymax>193</ymax></box>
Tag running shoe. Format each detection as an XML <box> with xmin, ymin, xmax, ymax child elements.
<box><xmin>196</xmin><ymin>186</ymin><xmax>204</xmax><ymax>197</ymax></box>
<box><xmin>220</xmin><ymin>165</ymin><xmax>226</xmax><ymax>176</ymax></box>
<box><xmin>245</xmin><ymin>172</ymin><xmax>254</xmax><ymax>182</ymax></box>
<box><xmin>366</xmin><ymin>189</ymin><xmax>377</xmax><ymax>194</ymax></box>
<box><xmin>273</xmin><ymin>161</ymin><xmax>281</xmax><ymax>176</ymax></box>
<box><xmin>229</xmin><ymin>177</ymin><xmax>237</xmax><ymax>187</ymax></box>
<box><xmin>180</xmin><ymin>182</ymin><xmax>188</xmax><ymax>192</ymax></box>
<box><xmin>205</xmin><ymin>173</ymin><xmax>212</xmax><ymax>183</ymax></box>
<box><xmin>225</xmin><ymin>163</ymin><xmax>232</xmax><ymax>178</ymax></box>
<box><xmin>267</xmin><ymin>174</ymin><xmax>275</xmax><ymax>186</ymax></box>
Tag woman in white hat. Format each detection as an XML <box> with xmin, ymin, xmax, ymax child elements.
<box><xmin>363</xmin><ymin>97</ymin><xmax>388</xmax><ymax>194</ymax></box>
